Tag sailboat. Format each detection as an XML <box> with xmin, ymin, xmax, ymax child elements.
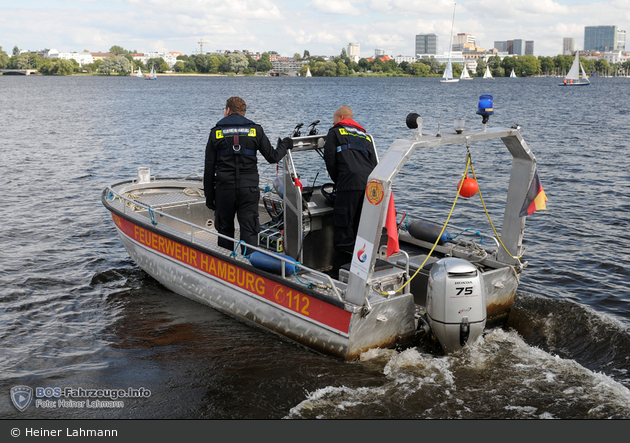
<box><xmin>441</xmin><ymin>59</ymin><xmax>459</xmax><ymax>83</ymax></box>
<box><xmin>460</xmin><ymin>63</ymin><xmax>473</xmax><ymax>80</ymax></box>
<box><xmin>510</xmin><ymin>68</ymin><xmax>517</xmax><ymax>78</ymax></box>
<box><xmin>145</xmin><ymin>65</ymin><xmax>157</xmax><ymax>80</ymax></box>
<box><xmin>136</xmin><ymin>67</ymin><xmax>143</xmax><ymax>78</ymax></box>
<box><xmin>440</xmin><ymin>3</ymin><xmax>459</xmax><ymax>83</ymax></box>
<box><xmin>305</xmin><ymin>67</ymin><xmax>312</xmax><ymax>78</ymax></box>
<box><xmin>559</xmin><ymin>51</ymin><xmax>590</xmax><ymax>86</ymax></box>
<box><xmin>483</xmin><ymin>65</ymin><xmax>494</xmax><ymax>80</ymax></box>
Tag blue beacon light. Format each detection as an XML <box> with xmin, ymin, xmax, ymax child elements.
<box><xmin>476</xmin><ymin>94</ymin><xmax>494</xmax><ymax>126</ymax></box>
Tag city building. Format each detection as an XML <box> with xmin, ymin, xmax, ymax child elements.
<box><xmin>347</xmin><ymin>43</ymin><xmax>360</xmax><ymax>63</ymax></box>
<box><xmin>510</xmin><ymin>40</ymin><xmax>523</xmax><ymax>56</ymax></box>
<box><xmin>618</xmin><ymin>30</ymin><xmax>627</xmax><ymax>50</ymax></box>
<box><xmin>525</xmin><ymin>41</ymin><xmax>534</xmax><ymax>56</ymax></box>
<box><xmin>130</xmin><ymin>52</ymin><xmax>179</xmax><ymax>68</ymax></box>
<box><xmin>563</xmin><ymin>38</ymin><xmax>576</xmax><ymax>55</ymax></box>
<box><xmin>494</xmin><ymin>41</ymin><xmax>508</xmax><ymax>52</ymax></box>
<box><xmin>494</xmin><ymin>39</ymin><xmax>533</xmax><ymax>56</ymax></box>
<box><xmin>416</xmin><ymin>33</ymin><xmax>438</xmax><ymax>55</ymax></box>
<box><xmin>452</xmin><ymin>33</ymin><xmax>476</xmax><ymax>52</ymax></box>
<box><xmin>584</xmin><ymin>25</ymin><xmax>625</xmax><ymax>51</ymax></box>
<box><xmin>583</xmin><ymin>50</ymin><xmax>630</xmax><ymax>65</ymax></box>
<box><xmin>374</xmin><ymin>48</ymin><xmax>386</xmax><ymax>58</ymax></box>
<box><xmin>270</xmin><ymin>57</ymin><xmax>308</xmax><ymax>76</ymax></box>
<box><xmin>41</xmin><ymin>49</ymin><xmax>94</xmax><ymax>66</ymax></box>
<box><xmin>394</xmin><ymin>55</ymin><xmax>417</xmax><ymax>64</ymax></box>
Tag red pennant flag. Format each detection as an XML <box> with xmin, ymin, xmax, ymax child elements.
<box><xmin>385</xmin><ymin>192</ymin><xmax>400</xmax><ymax>258</ymax></box>
<box><xmin>519</xmin><ymin>168</ymin><xmax>548</xmax><ymax>217</ymax></box>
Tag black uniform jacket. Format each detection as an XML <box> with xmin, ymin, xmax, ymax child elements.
<box><xmin>204</xmin><ymin>114</ymin><xmax>287</xmax><ymax>207</ymax></box>
<box><xmin>323</xmin><ymin>119</ymin><xmax>378</xmax><ymax>192</ymax></box>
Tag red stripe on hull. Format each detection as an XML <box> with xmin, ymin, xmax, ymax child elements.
<box><xmin>112</xmin><ymin>214</ymin><xmax>352</xmax><ymax>334</ymax></box>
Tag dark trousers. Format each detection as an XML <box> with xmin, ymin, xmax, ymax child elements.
<box><xmin>331</xmin><ymin>190</ymin><xmax>365</xmax><ymax>277</ymax></box>
<box><xmin>215</xmin><ymin>187</ymin><xmax>260</xmax><ymax>252</ymax></box>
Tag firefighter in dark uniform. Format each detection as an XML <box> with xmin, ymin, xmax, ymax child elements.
<box><xmin>323</xmin><ymin>106</ymin><xmax>378</xmax><ymax>278</ymax></box>
<box><xmin>204</xmin><ymin>96</ymin><xmax>292</xmax><ymax>252</ymax></box>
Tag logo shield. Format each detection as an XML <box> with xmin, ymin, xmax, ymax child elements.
<box><xmin>11</xmin><ymin>386</ymin><xmax>33</xmax><ymax>411</ymax></box>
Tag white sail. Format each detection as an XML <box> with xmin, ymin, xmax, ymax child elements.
<box><xmin>510</xmin><ymin>68</ymin><xmax>517</xmax><ymax>78</ymax></box>
<box><xmin>562</xmin><ymin>51</ymin><xmax>590</xmax><ymax>85</ymax></box>
<box><xmin>460</xmin><ymin>64</ymin><xmax>472</xmax><ymax>80</ymax></box>
<box><xmin>441</xmin><ymin>59</ymin><xmax>459</xmax><ymax>82</ymax></box>
<box><xmin>136</xmin><ymin>67</ymin><xmax>142</xmax><ymax>77</ymax></box>
<box><xmin>146</xmin><ymin>65</ymin><xmax>156</xmax><ymax>80</ymax></box>
<box><xmin>305</xmin><ymin>67</ymin><xmax>312</xmax><ymax>78</ymax></box>
<box><xmin>483</xmin><ymin>65</ymin><xmax>494</xmax><ymax>79</ymax></box>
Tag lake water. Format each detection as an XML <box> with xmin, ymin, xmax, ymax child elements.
<box><xmin>1</xmin><ymin>74</ymin><xmax>630</xmax><ymax>419</ymax></box>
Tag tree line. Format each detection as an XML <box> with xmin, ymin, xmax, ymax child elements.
<box><xmin>2</xmin><ymin>44</ymin><xmax>630</xmax><ymax>77</ymax></box>
<box><xmin>301</xmin><ymin>49</ymin><xmax>630</xmax><ymax>78</ymax></box>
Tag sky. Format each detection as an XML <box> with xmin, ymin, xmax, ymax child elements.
<box><xmin>1</xmin><ymin>0</ymin><xmax>629</xmax><ymax>58</ymax></box>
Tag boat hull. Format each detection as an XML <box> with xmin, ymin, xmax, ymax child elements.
<box><xmin>109</xmin><ymin>210</ymin><xmax>416</xmax><ymax>360</ymax></box>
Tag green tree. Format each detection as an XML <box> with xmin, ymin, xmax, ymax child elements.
<box><xmin>410</xmin><ymin>62</ymin><xmax>430</xmax><ymax>76</ymax></box>
<box><xmin>475</xmin><ymin>59</ymin><xmax>487</xmax><ymax>77</ymax></box>
<box><xmin>581</xmin><ymin>57</ymin><xmax>595</xmax><ymax>75</ymax></box>
<box><xmin>173</xmin><ymin>61</ymin><xmax>186</xmax><ymax>72</ymax></box>
<box><xmin>212</xmin><ymin>55</ymin><xmax>226</xmax><ymax>73</ymax></box>
<box><xmin>595</xmin><ymin>58</ymin><xmax>610</xmax><ymax>76</ymax></box>
<box><xmin>336</xmin><ymin>59</ymin><xmax>349</xmax><ymax>76</ymax></box>
<box><xmin>519</xmin><ymin>55</ymin><xmax>540</xmax><ymax>77</ymax></box>
<box><xmin>227</xmin><ymin>52</ymin><xmax>249</xmax><ymax>74</ymax></box>
<box><xmin>538</xmin><ymin>56</ymin><xmax>555</xmax><ymax>75</ymax></box>
<box><xmin>303</xmin><ymin>49</ymin><xmax>310</xmax><ymax>59</ymax></box>
<box><xmin>501</xmin><ymin>56</ymin><xmax>517</xmax><ymax>77</ymax></box>
<box><xmin>109</xmin><ymin>45</ymin><xmax>128</xmax><ymax>55</ymax></box>
<box><xmin>293</xmin><ymin>53</ymin><xmax>301</xmax><ymax>60</ymax></box>
<box><xmin>146</xmin><ymin>57</ymin><xmax>168</xmax><ymax>73</ymax></box>
<box><xmin>184</xmin><ymin>58</ymin><xmax>197</xmax><ymax>73</ymax></box>
<box><xmin>38</xmin><ymin>59</ymin><xmax>76</xmax><ymax>75</ymax></box>
<box><xmin>257</xmin><ymin>52</ymin><xmax>273</xmax><ymax>72</ymax></box>
<box><xmin>554</xmin><ymin>55</ymin><xmax>569</xmax><ymax>76</ymax></box>
<box><xmin>98</xmin><ymin>56</ymin><xmax>132</xmax><ymax>75</ymax></box>
<box><xmin>0</xmin><ymin>48</ymin><xmax>9</xmax><ymax>69</ymax></box>
<box><xmin>12</xmin><ymin>46</ymin><xmax>20</xmax><ymax>56</ymax></box>
<box><xmin>418</xmin><ymin>57</ymin><xmax>441</xmax><ymax>74</ymax></box>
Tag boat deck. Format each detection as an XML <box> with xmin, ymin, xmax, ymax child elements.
<box><xmin>106</xmin><ymin>180</ymin><xmax>349</xmax><ymax>300</ymax></box>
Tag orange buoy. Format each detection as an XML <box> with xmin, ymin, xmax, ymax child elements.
<box><xmin>457</xmin><ymin>175</ymin><xmax>479</xmax><ymax>198</ymax></box>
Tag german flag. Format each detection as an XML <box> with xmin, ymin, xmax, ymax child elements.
<box><xmin>519</xmin><ymin>168</ymin><xmax>548</xmax><ymax>217</ymax></box>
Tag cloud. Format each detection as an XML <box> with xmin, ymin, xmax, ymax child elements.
<box><xmin>309</xmin><ymin>0</ymin><xmax>362</xmax><ymax>15</ymax></box>
<box><xmin>1</xmin><ymin>0</ymin><xmax>628</xmax><ymax>57</ymax></box>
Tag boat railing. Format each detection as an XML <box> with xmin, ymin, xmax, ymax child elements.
<box><xmin>104</xmin><ymin>184</ymin><xmax>345</xmax><ymax>302</ymax></box>
<box><xmin>378</xmin><ymin>245</ymin><xmax>410</xmax><ymax>280</ymax></box>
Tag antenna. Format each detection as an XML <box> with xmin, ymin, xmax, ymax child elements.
<box><xmin>436</xmin><ymin>2</ymin><xmax>457</xmax><ymax>137</ymax></box>
<box><xmin>198</xmin><ymin>39</ymin><xmax>210</xmax><ymax>55</ymax></box>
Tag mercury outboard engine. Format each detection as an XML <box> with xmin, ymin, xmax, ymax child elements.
<box><xmin>426</xmin><ymin>258</ymin><xmax>486</xmax><ymax>354</ymax></box>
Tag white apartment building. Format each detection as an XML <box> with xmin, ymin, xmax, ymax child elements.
<box><xmin>394</xmin><ymin>55</ymin><xmax>417</xmax><ymax>64</ymax></box>
<box><xmin>584</xmin><ymin>50</ymin><xmax>630</xmax><ymax>64</ymax></box>
<box><xmin>130</xmin><ymin>52</ymin><xmax>179</xmax><ymax>68</ymax></box>
<box><xmin>43</xmin><ymin>49</ymin><xmax>94</xmax><ymax>66</ymax></box>
<box><xmin>347</xmin><ymin>43</ymin><xmax>360</xmax><ymax>63</ymax></box>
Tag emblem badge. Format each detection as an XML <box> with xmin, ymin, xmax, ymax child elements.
<box><xmin>365</xmin><ymin>180</ymin><xmax>384</xmax><ymax>205</ymax></box>
<box><xmin>11</xmin><ymin>386</ymin><xmax>33</xmax><ymax>412</ymax></box>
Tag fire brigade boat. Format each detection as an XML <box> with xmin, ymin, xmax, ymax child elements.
<box><xmin>102</xmin><ymin>106</ymin><xmax>538</xmax><ymax>360</ymax></box>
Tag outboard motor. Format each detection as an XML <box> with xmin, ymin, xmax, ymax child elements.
<box><xmin>426</xmin><ymin>258</ymin><xmax>486</xmax><ymax>354</ymax></box>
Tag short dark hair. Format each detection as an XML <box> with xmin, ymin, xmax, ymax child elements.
<box><xmin>226</xmin><ymin>97</ymin><xmax>246</xmax><ymax>116</ymax></box>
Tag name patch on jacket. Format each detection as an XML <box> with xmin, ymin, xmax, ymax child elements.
<box><xmin>338</xmin><ymin>126</ymin><xmax>371</xmax><ymax>143</ymax></box>
<box><xmin>216</xmin><ymin>127</ymin><xmax>257</xmax><ymax>139</ymax></box>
